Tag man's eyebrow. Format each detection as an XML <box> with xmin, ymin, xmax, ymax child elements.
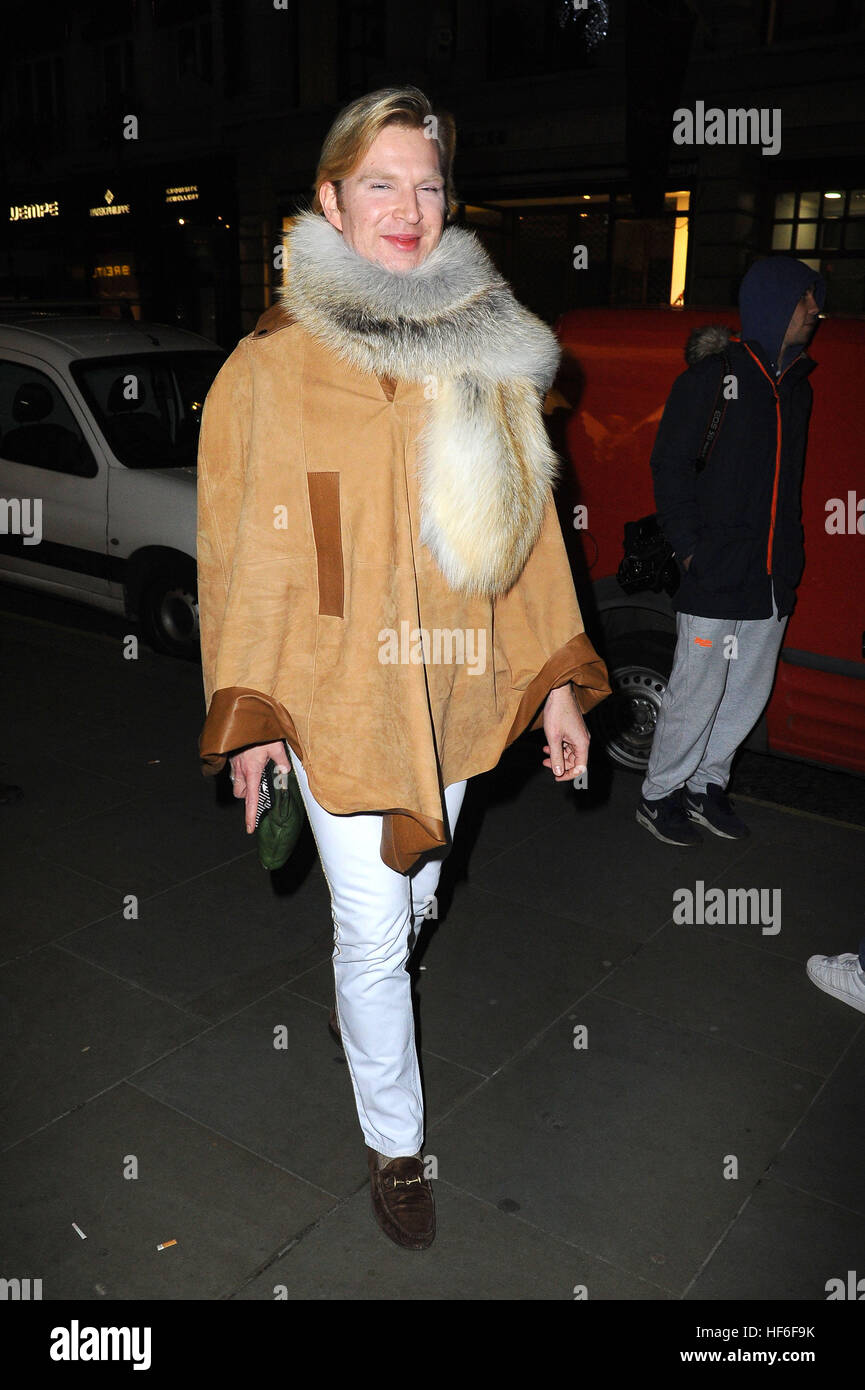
<box><xmin>358</xmin><ymin>169</ymin><xmax>444</xmax><ymax>181</ymax></box>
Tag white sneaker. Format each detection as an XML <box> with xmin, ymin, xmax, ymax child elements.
<box><xmin>806</xmin><ymin>953</ymin><xmax>865</xmax><ymax>1014</ymax></box>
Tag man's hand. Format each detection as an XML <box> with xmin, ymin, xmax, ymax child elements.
<box><xmin>230</xmin><ymin>741</ymin><xmax>291</xmax><ymax>833</ymax></box>
<box><xmin>542</xmin><ymin>683</ymin><xmax>590</xmax><ymax>781</ymax></box>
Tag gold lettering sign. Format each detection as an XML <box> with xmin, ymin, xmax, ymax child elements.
<box><xmin>89</xmin><ymin>188</ymin><xmax>131</xmax><ymax>217</ymax></box>
<box><xmin>9</xmin><ymin>201</ymin><xmax>60</xmax><ymax>221</ymax></box>
<box><xmin>165</xmin><ymin>184</ymin><xmax>199</xmax><ymax>203</ymax></box>
<box><xmin>93</xmin><ymin>264</ymin><xmax>132</xmax><ymax>278</ymax></box>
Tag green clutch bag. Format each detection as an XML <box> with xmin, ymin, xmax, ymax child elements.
<box><xmin>255</xmin><ymin>757</ymin><xmax>306</xmax><ymax>870</ymax></box>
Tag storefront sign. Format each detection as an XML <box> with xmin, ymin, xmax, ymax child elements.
<box><xmin>165</xmin><ymin>184</ymin><xmax>199</xmax><ymax>203</ymax></box>
<box><xmin>9</xmin><ymin>201</ymin><xmax>59</xmax><ymax>221</ymax></box>
<box><xmin>93</xmin><ymin>264</ymin><xmax>133</xmax><ymax>279</ymax></box>
<box><xmin>89</xmin><ymin>189</ymin><xmax>131</xmax><ymax>217</ymax></box>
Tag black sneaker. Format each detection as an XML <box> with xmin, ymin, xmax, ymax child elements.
<box><xmin>684</xmin><ymin>783</ymin><xmax>749</xmax><ymax>839</ymax></box>
<box><xmin>636</xmin><ymin>790</ymin><xmax>703</xmax><ymax>846</ymax></box>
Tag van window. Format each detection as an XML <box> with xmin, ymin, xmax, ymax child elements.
<box><xmin>71</xmin><ymin>351</ymin><xmax>224</xmax><ymax>469</ymax></box>
<box><xmin>0</xmin><ymin>360</ymin><xmax>96</xmax><ymax>477</ymax></box>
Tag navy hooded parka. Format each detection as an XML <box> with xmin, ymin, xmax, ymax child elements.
<box><xmin>650</xmin><ymin>257</ymin><xmax>826</xmax><ymax>619</ymax></box>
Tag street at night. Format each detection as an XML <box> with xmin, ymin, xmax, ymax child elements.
<box><xmin>1</xmin><ymin>0</ymin><xmax>864</xmax><ymax>1355</ymax></box>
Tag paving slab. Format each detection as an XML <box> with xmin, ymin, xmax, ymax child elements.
<box><xmin>0</xmin><ymin>1082</ymin><xmax>334</xmax><ymax>1300</ymax></box>
<box><xmin>596</xmin><ymin>925</ymin><xmax>861</xmax><ymax>1075</ymax></box>
<box><xmin>60</xmin><ymin>843</ymin><xmax>334</xmax><ymax>1022</ymax></box>
<box><xmin>232</xmin><ymin>1179</ymin><xmax>671</xmax><ymax>1301</ymax></box>
<box><xmin>132</xmin><ymin>989</ymin><xmax>484</xmax><ymax>1198</ymax></box>
<box><xmin>1</xmin><ymin>849</ymin><xmax>119</xmax><ymax>962</ymax></box>
<box><xmin>0</xmin><ymin>763</ymin><xmax>140</xmax><ymax>859</ymax></box>
<box><xmin>429</xmin><ymin>995</ymin><xmax>821</xmax><ymax>1295</ymax></box>
<box><xmin>379</xmin><ymin>886</ymin><xmax>635</xmax><ymax>1077</ymax></box>
<box><xmin>0</xmin><ymin>947</ymin><xmax>204</xmax><ymax>1150</ymax></box>
<box><xmin>448</xmin><ymin>739</ymin><xmax>580</xmax><ymax>873</ymax></box>
<box><xmin>702</xmin><ymin>824</ymin><xmax>864</xmax><ymax>962</ymax></box>
<box><xmin>687</xmin><ymin>1176</ymin><xmax>865</xmax><ymax>1301</ymax></box>
<box><xmin>23</xmin><ymin>783</ymin><xmax>255</xmax><ymax>898</ymax></box>
<box><xmin>469</xmin><ymin>773</ymin><xmax>755</xmax><ymax>942</ymax></box>
<box><xmin>769</xmin><ymin>1029</ymin><xmax>865</xmax><ymax>1218</ymax></box>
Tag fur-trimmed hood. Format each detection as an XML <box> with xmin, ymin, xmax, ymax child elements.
<box><xmin>685</xmin><ymin>323</ymin><xmax>733</xmax><ymax>364</ymax></box>
<box><xmin>279</xmin><ymin>212</ymin><xmax>562</xmax><ymax>597</ymax></box>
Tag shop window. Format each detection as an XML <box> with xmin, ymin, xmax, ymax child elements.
<box><xmin>771</xmin><ymin>188</ymin><xmax>865</xmax><ymax>311</ymax></box>
<box><xmin>611</xmin><ymin>191</ymin><xmax>690</xmax><ymax>307</ymax></box>
<box><xmin>459</xmin><ymin>190</ymin><xmax>687</xmax><ymax>315</ymax></box>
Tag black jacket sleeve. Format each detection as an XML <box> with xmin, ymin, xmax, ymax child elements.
<box><xmin>650</xmin><ymin>358</ymin><xmax>725</xmax><ymax>562</ymax></box>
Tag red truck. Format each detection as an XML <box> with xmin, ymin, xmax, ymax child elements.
<box><xmin>552</xmin><ymin>308</ymin><xmax>865</xmax><ymax>777</ymax></box>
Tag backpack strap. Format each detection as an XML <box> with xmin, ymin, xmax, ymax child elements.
<box><xmin>695</xmin><ymin>350</ymin><xmax>730</xmax><ymax>475</ymax></box>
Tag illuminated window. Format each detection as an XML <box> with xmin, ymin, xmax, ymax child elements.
<box><xmin>770</xmin><ymin>189</ymin><xmax>865</xmax><ymax>311</ymax></box>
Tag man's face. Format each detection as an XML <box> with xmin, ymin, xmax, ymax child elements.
<box><xmin>319</xmin><ymin>124</ymin><xmax>446</xmax><ymax>271</ymax></box>
<box><xmin>782</xmin><ymin>286</ymin><xmax>820</xmax><ymax>352</ymax></box>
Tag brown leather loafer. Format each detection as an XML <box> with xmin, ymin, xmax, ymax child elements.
<box><xmin>366</xmin><ymin>1147</ymin><xmax>435</xmax><ymax>1249</ymax></box>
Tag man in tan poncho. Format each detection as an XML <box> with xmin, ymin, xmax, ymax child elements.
<box><xmin>197</xmin><ymin>85</ymin><xmax>609</xmax><ymax>1249</ymax></box>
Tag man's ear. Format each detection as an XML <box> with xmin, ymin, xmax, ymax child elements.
<box><xmin>319</xmin><ymin>182</ymin><xmax>343</xmax><ymax>231</ymax></box>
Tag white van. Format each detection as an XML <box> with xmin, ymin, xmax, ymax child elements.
<box><xmin>0</xmin><ymin>317</ymin><xmax>224</xmax><ymax>655</ymax></box>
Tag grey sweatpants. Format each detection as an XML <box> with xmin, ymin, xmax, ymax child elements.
<box><xmin>641</xmin><ymin>589</ymin><xmax>788</xmax><ymax>801</ymax></box>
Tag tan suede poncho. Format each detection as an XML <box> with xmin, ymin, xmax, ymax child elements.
<box><xmin>197</xmin><ymin>214</ymin><xmax>609</xmax><ymax>871</ymax></box>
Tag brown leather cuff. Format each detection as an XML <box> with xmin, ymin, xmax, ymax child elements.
<box><xmin>507</xmin><ymin>631</ymin><xmax>611</xmax><ymax>746</ymax></box>
<box><xmin>199</xmin><ymin>687</ymin><xmax>304</xmax><ymax>774</ymax></box>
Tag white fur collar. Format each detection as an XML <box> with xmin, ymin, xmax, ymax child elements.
<box><xmin>280</xmin><ymin>211</ymin><xmax>560</xmax><ymax>393</ymax></box>
<box><xmin>280</xmin><ymin>211</ymin><xmax>562</xmax><ymax>597</ymax></box>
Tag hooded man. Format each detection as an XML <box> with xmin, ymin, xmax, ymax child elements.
<box><xmin>636</xmin><ymin>256</ymin><xmax>826</xmax><ymax>845</ymax></box>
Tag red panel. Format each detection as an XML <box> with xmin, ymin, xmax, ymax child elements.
<box><xmin>768</xmin><ymin>664</ymin><xmax>865</xmax><ymax>773</ymax></box>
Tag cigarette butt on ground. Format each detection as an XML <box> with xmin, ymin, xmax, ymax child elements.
<box><xmin>156</xmin><ymin>1239</ymin><xmax>177</xmax><ymax>1251</ymax></box>
<box><xmin>72</xmin><ymin>1223</ymin><xmax>86</xmax><ymax>1239</ymax></box>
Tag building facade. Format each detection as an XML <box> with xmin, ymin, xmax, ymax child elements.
<box><xmin>2</xmin><ymin>0</ymin><xmax>863</xmax><ymax>348</ymax></box>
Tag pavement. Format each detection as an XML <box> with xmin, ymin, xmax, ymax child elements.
<box><xmin>1</xmin><ymin>604</ymin><xmax>864</xmax><ymax>1304</ymax></box>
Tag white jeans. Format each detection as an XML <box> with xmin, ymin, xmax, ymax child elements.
<box><xmin>288</xmin><ymin>749</ymin><xmax>467</xmax><ymax>1158</ymax></box>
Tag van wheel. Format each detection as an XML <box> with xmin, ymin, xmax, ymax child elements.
<box><xmin>138</xmin><ymin>565</ymin><xmax>199</xmax><ymax>659</ymax></box>
<box><xmin>592</xmin><ymin>631</ymin><xmax>676</xmax><ymax>772</ymax></box>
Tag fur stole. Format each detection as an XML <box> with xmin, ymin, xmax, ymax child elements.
<box><xmin>279</xmin><ymin>211</ymin><xmax>562</xmax><ymax>597</ymax></box>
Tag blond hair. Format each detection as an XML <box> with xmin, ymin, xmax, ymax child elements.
<box><xmin>311</xmin><ymin>85</ymin><xmax>458</xmax><ymax>221</ymax></box>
